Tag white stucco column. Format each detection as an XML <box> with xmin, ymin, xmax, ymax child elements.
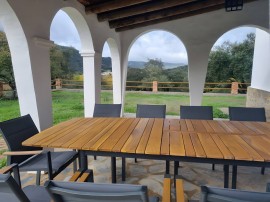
<box><xmin>81</xmin><ymin>51</ymin><xmax>101</xmax><ymax>117</ymax></box>
<box><xmin>187</xmin><ymin>45</ymin><xmax>211</xmax><ymax>106</ymax></box>
<box><xmin>251</xmin><ymin>29</ymin><xmax>270</xmax><ymax>92</ymax></box>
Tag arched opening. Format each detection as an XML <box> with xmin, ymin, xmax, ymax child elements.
<box><xmin>205</xmin><ymin>26</ymin><xmax>269</xmax><ymax>118</ymax></box>
<box><xmin>125</xmin><ymin>30</ymin><xmax>188</xmax><ymax>116</ymax></box>
<box><xmin>50</xmin><ymin>8</ymin><xmax>93</xmax><ymax>123</ymax></box>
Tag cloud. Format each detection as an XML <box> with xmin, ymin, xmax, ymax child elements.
<box><xmin>129</xmin><ymin>31</ymin><xmax>188</xmax><ymax>64</ymax></box>
<box><xmin>50</xmin><ymin>10</ymin><xmax>81</xmax><ymax>50</ymax></box>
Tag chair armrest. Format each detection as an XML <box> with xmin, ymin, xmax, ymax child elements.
<box><xmin>176</xmin><ymin>175</ymin><xmax>185</xmax><ymax>202</ymax></box>
<box><xmin>69</xmin><ymin>169</ymin><xmax>94</xmax><ymax>182</ymax></box>
<box><xmin>162</xmin><ymin>174</ymin><xmax>172</xmax><ymax>202</ymax></box>
<box><xmin>0</xmin><ymin>163</ymin><xmax>18</xmax><ymax>174</ymax></box>
<box><xmin>3</xmin><ymin>150</ymin><xmax>43</xmax><ymax>156</ymax></box>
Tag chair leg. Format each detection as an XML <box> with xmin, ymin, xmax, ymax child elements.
<box><xmin>94</xmin><ymin>155</ymin><xmax>97</xmax><ymax>160</ymax></box>
<box><xmin>223</xmin><ymin>165</ymin><xmax>229</xmax><ymax>188</ymax></box>
<box><xmin>174</xmin><ymin>161</ymin><xmax>179</xmax><ymax>176</ymax></box>
<box><xmin>135</xmin><ymin>158</ymin><xmax>137</xmax><ymax>163</ymax></box>
<box><xmin>212</xmin><ymin>164</ymin><xmax>215</xmax><ymax>171</ymax></box>
<box><xmin>232</xmin><ymin>165</ymin><xmax>237</xmax><ymax>189</ymax></box>
<box><xmin>261</xmin><ymin>167</ymin><xmax>265</xmax><ymax>175</ymax></box>
<box><xmin>36</xmin><ymin>171</ymin><xmax>41</xmax><ymax>185</ymax></box>
<box><xmin>122</xmin><ymin>158</ymin><xmax>126</xmax><ymax>181</ymax></box>
<box><xmin>73</xmin><ymin>160</ymin><xmax>77</xmax><ymax>173</ymax></box>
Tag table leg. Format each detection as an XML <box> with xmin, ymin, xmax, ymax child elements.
<box><xmin>224</xmin><ymin>165</ymin><xmax>229</xmax><ymax>188</ymax></box>
<box><xmin>111</xmin><ymin>157</ymin><xmax>116</xmax><ymax>183</ymax></box>
<box><xmin>232</xmin><ymin>165</ymin><xmax>237</xmax><ymax>189</ymax></box>
<box><xmin>79</xmin><ymin>150</ymin><xmax>88</xmax><ymax>170</ymax></box>
<box><xmin>122</xmin><ymin>157</ymin><xmax>126</xmax><ymax>181</ymax></box>
<box><xmin>166</xmin><ymin>160</ymin><xmax>170</xmax><ymax>174</ymax></box>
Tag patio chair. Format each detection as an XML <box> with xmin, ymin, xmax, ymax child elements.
<box><xmin>175</xmin><ymin>106</ymin><xmax>214</xmax><ymax>175</ymax></box>
<box><xmin>122</xmin><ymin>104</ymin><xmax>166</xmax><ymax>181</ymax></box>
<box><xmin>93</xmin><ymin>103</ymin><xmax>122</xmax><ymax>117</ymax></box>
<box><xmin>93</xmin><ymin>104</ymin><xmax>122</xmax><ymax>161</ymax></box>
<box><xmin>0</xmin><ymin>163</ymin><xmax>51</xmax><ymax>202</ymax></box>
<box><xmin>0</xmin><ymin>114</ymin><xmax>78</xmax><ymax>185</ymax></box>
<box><xmin>45</xmin><ymin>179</ymin><xmax>160</xmax><ymax>202</ymax></box>
<box><xmin>229</xmin><ymin>107</ymin><xmax>267</xmax><ymax>177</ymax></box>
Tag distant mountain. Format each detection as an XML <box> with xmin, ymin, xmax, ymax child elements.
<box><xmin>128</xmin><ymin>60</ymin><xmax>186</xmax><ymax>69</ymax></box>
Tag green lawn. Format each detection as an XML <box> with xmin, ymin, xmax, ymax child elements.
<box><xmin>0</xmin><ymin>90</ymin><xmax>246</xmax><ymax>124</ymax></box>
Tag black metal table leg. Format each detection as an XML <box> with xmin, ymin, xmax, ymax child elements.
<box><xmin>122</xmin><ymin>157</ymin><xmax>126</xmax><ymax>181</ymax></box>
<box><xmin>166</xmin><ymin>160</ymin><xmax>170</xmax><ymax>174</ymax></box>
<box><xmin>111</xmin><ymin>157</ymin><xmax>116</xmax><ymax>183</ymax></box>
<box><xmin>224</xmin><ymin>165</ymin><xmax>229</xmax><ymax>188</ymax></box>
<box><xmin>79</xmin><ymin>150</ymin><xmax>88</xmax><ymax>170</ymax></box>
<box><xmin>232</xmin><ymin>165</ymin><xmax>237</xmax><ymax>189</ymax></box>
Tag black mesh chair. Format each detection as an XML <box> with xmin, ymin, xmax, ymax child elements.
<box><xmin>180</xmin><ymin>106</ymin><xmax>213</xmax><ymax>120</ymax></box>
<box><xmin>0</xmin><ymin>114</ymin><xmax>78</xmax><ymax>185</ymax></box>
<box><xmin>200</xmin><ymin>184</ymin><xmax>270</xmax><ymax>202</ymax></box>
<box><xmin>175</xmin><ymin>106</ymin><xmax>214</xmax><ymax>175</ymax></box>
<box><xmin>229</xmin><ymin>107</ymin><xmax>267</xmax><ymax>178</ymax></box>
<box><xmin>122</xmin><ymin>104</ymin><xmax>166</xmax><ymax>181</ymax></box>
<box><xmin>93</xmin><ymin>104</ymin><xmax>122</xmax><ymax>117</ymax></box>
<box><xmin>0</xmin><ymin>163</ymin><xmax>51</xmax><ymax>202</ymax></box>
<box><xmin>45</xmin><ymin>180</ymin><xmax>159</xmax><ymax>202</ymax></box>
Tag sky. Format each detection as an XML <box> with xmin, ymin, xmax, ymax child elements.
<box><xmin>1</xmin><ymin>10</ymin><xmax>255</xmax><ymax>64</ymax></box>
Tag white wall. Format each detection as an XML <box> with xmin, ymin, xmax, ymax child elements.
<box><xmin>251</xmin><ymin>29</ymin><xmax>270</xmax><ymax>92</ymax></box>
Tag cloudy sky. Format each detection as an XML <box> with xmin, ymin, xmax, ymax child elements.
<box><xmin>1</xmin><ymin>10</ymin><xmax>255</xmax><ymax>64</ymax></box>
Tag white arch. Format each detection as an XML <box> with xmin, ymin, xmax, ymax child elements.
<box><xmin>0</xmin><ymin>0</ymin><xmax>48</xmax><ymax>130</ymax></box>
<box><xmin>106</xmin><ymin>38</ymin><xmax>122</xmax><ymax>104</ymax></box>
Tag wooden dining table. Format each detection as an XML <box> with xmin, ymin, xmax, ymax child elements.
<box><xmin>23</xmin><ymin>117</ymin><xmax>270</xmax><ymax>188</ymax></box>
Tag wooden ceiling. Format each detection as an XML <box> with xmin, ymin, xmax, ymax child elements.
<box><xmin>77</xmin><ymin>0</ymin><xmax>256</xmax><ymax>32</ymax></box>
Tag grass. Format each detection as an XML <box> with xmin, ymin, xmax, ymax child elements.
<box><xmin>0</xmin><ymin>90</ymin><xmax>246</xmax><ymax>124</ymax></box>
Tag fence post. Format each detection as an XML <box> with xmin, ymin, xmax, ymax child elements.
<box><xmin>55</xmin><ymin>78</ymin><xmax>62</xmax><ymax>89</ymax></box>
<box><xmin>231</xmin><ymin>82</ymin><xmax>239</xmax><ymax>95</ymax></box>
<box><xmin>153</xmin><ymin>81</ymin><xmax>158</xmax><ymax>92</ymax></box>
<box><xmin>0</xmin><ymin>82</ymin><xmax>3</xmax><ymax>97</ymax></box>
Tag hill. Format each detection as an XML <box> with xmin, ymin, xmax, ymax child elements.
<box><xmin>128</xmin><ymin>60</ymin><xmax>186</xmax><ymax>69</ymax></box>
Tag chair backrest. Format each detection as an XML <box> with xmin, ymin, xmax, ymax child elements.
<box><xmin>45</xmin><ymin>180</ymin><xmax>149</xmax><ymax>202</ymax></box>
<box><xmin>229</xmin><ymin>107</ymin><xmax>266</xmax><ymax>122</ymax></box>
<box><xmin>200</xmin><ymin>186</ymin><xmax>270</xmax><ymax>202</ymax></box>
<box><xmin>93</xmin><ymin>104</ymin><xmax>122</xmax><ymax>117</ymax></box>
<box><xmin>180</xmin><ymin>106</ymin><xmax>213</xmax><ymax>120</ymax></box>
<box><xmin>0</xmin><ymin>114</ymin><xmax>42</xmax><ymax>165</ymax></box>
<box><xmin>136</xmin><ymin>104</ymin><xmax>166</xmax><ymax>118</ymax></box>
<box><xmin>0</xmin><ymin>174</ymin><xmax>29</xmax><ymax>202</ymax></box>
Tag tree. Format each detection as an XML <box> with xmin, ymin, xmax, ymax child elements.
<box><xmin>142</xmin><ymin>58</ymin><xmax>169</xmax><ymax>82</ymax></box>
<box><xmin>0</xmin><ymin>32</ymin><xmax>16</xmax><ymax>98</ymax></box>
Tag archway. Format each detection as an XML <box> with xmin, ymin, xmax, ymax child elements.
<box><xmin>124</xmin><ymin>30</ymin><xmax>188</xmax><ymax>116</ymax></box>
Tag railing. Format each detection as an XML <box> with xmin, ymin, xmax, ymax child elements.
<box><xmin>50</xmin><ymin>79</ymin><xmax>250</xmax><ymax>94</ymax></box>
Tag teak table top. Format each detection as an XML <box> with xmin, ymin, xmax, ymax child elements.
<box><xmin>23</xmin><ymin>118</ymin><xmax>270</xmax><ymax>162</ymax></box>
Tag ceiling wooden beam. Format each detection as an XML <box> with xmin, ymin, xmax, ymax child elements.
<box><xmin>110</xmin><ymin>0</ymin><xmax>226</xmax><ymax>29</ymax></box>
<box><xmin>85</xmin><ymin>0</ymin><xmax>152</xmax><ymax>14</ymax></box>
<box><xmin>97</xmin><ymin>0</ymin><xmax>199</xmax><ymax>22</ymax></box>
<box><xmin>115</xmin><ymin>4</ymin><xmax>225</xmax><ymax>32</ymax></box>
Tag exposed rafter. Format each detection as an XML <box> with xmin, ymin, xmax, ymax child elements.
<box><xmin>78</xmin><ymin>0</ymin><xmax>259</xmax><ymax>32</ymax></box>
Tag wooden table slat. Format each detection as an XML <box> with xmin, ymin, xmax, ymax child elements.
<box><xmin>182</xmin><ymin>132</ymin><xmax>196</xmax><ymax>157</ymax></box>
<box><xmin>136</xmin><ymin>119</ymin><xmax>155</xmax><ymax>154</ymax></box>
<box><xmin>170</xmin><ymin>131</ymin><xmax>185</xmax><ymax>156</ymax></box>
<box><xmin>179</xmin><ymin>120</ymin><xmax>188</xmax><ymax>132</ymax></box>
<box><xmin>191</xmin><ymin>120</ymin><xmax>206</xmax><ymax>132</ymax></box>
<box><xmin>189</xmin><ymin>132</ymin><xmax>206</xmax><ymax>158</ymax></box>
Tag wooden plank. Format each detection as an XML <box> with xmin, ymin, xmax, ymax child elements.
<box><xmin>163</xmin><ymin>119</ymin><xmax>170</xmax><ymax>131</ymax></box>
<box><xmin>136</xmin><ymin>119</ymin><xmax>155</xmax><ymax>154</ymax></box>
<box><xmin>201</xmin><ymin>120</ymin><xmax>215</xmax><ymax>133</ymax></box>
<box><xmin>189</xmin><ymin>133</ymin><xmax>206</xmax><ymax>158</ymax></box>
<box><xmin>145</xmin><ymin>119</ymin><xmax>164</xmax><ymax>155</ymax></box>
<box><xmin>121</xmin><ymin>118</ymin><xmax>149</xmax><ymax>153</ymax></box>
<box><xmin>182</xmin><ymin>132</ymin><xmax>195</xmax><ymax>157</ymax></box>
<box><xmin>179</xmin><ymin>120</ymin><xmax>188</xmax><ymax>132</ymax></box>
<box><xmin>185</xmin><ymin>120</ymin><xmax>195</xmax><ymax>132</ymax></box>
<box><xmin>170</xmin><ymin>131</ymin><xmax>185</xmax><ymax>156</ymax></box>
<box><xmin>209</xmin><ymin>133</ymin><xmax>234</xmax><ymax>160</ymax></box>
<box><xmin>83</xmin><ymin>118</ymin><xmax>127</xmax><ymax>150</ymax></box>
<box><xmin>217</xmin><ymin>134</ymin><xmax>252</xmax><ymax>161</ymax></box>
<box><xmin>112</xmin><ymin>119</ymin><xmax>140</xmax><ymax>152</ymax></box>
<box><xmin>230</xmin><ymin>121</ymin><xmax>256</xmax><ymax>135</ymax></box>
<box><xmin>32</xmin><ymin>118</ymin><xmax>90</xmax><ymax>147</ymax></box>
<box><xmin>191</xmin><ymin>120</ymin><xmax>206</xmax><ymax>132</ymax></box>
<box><xmin>220</xmin><ymin>121</ymin><xmax>241</xmax><ymax>134</ymax></box>
<box><xmin>22</xmin><ymin>118</ymin><xmax>82</xmax><ymax>146</ymax></box>
<box><xmin>169</xmin><ymin>119</ymin><xmax>180</xmax><ymax>131</ymax></box>
<box><xmin>176</xmin><ymin>178</ymin><xmax>185</xmax><ymax>202</ymax></box>
<box><xmin>241</xmin><ymin>122</ymin><xmax>268</xmax><ymax>135</ymax></box>
<box><xmin>163</xmin><ymin>177</ymin><xmax>171</xmax><ymax>202</ymax></box>
<box><xmin>197</xmin><ymin>133</ymin><xmax>223</xmax><ymax>159</ymax></box>
<box><xmin>233</xmin><ymin>136</ymin><xmax>264</xmax><ymax>162</ymax></box>
<box><xmin>160</xmin><ymin>131</ymin><xmax>170</xmax><ymax>155</ymax></box>
<box><xmin>241</xmin><ymin>136</ymin><xmax>270</xmax><ymax>161</ymax></box>
<box><xmin>68</xmin><ymin>118</ymin><xmax>116</xmax><ymax>149</ymax></box>
<box><xmin>207</xmin><ymin>120</ymin><xmax>226</xmax><ymax>133</ymax></box>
